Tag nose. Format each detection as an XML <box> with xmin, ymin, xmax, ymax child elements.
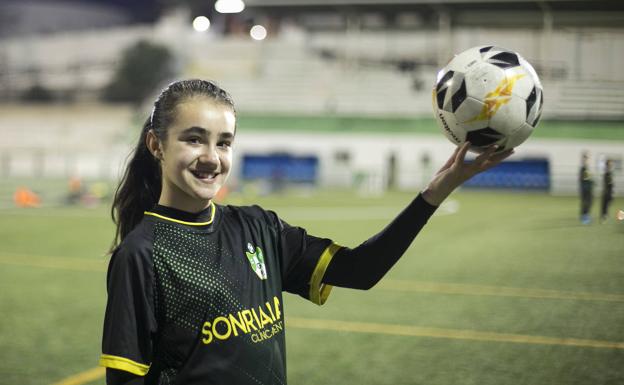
<box><xmin>197</xmin><ymin>144</ymin><xmax>219</xmax><ymax>166</ymax></box>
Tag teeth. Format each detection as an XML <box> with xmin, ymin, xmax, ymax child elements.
<box><xmin>193</xmin><ymin>171</ymin><xmax>216</xmax><ymax>179</ymax></box>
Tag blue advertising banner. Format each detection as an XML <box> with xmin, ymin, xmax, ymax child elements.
<box><xmin>242</xmin><ymin>153</ymin><xmax>319</xmax><ymax>184</ymax></box>
<box><xmin>463</xmin><ymin>159</ymin><xmax>550</xmax><ymax>190</ymax></box>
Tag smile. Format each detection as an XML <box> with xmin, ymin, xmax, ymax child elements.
<box><xmin>191</xmin><ymin>170</ymin><xmax>219</xmax><ymax>182</ymax></box>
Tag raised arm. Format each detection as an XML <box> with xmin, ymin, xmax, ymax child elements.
<box><xmin>323</xmin><ymin>142</ymin><xmax>512</xmax><ymax>290</ymax></box>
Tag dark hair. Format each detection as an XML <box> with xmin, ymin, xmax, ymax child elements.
<box><xmin>110</xmin><ymin>79</ymin><xmax>235</xmax><ymax>253</ymax></box>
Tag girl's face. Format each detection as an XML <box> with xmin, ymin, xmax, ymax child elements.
<box><xmin>154</xmin><ymin>97</ymin><xmax>236</xmax><ymax>212</ymax></box>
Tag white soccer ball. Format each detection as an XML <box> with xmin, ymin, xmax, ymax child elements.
<box><xmin>432</xmin><ymin>45</ymin><xmax>544</xmax><ymax>153</ymax></box>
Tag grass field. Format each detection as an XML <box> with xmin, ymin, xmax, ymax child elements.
<box><xmin>1</xmin><ymin>189</ymin><xmax>623</xmax><ymax>385</ymax></box>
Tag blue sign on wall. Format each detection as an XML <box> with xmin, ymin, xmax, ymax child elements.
<box><xmin>463</xmin><ymin>159</ymin><xmax>550</xmax><ymax>190</ymax></box>
<box><xmin>242</xmin><ymin>153</ymin><xmax>319</xmax><ymax>184</ymax></box>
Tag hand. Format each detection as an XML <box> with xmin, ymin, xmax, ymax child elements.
<box><xmin>421</xmin><ymin>142</ymin><xmax>514</xmax><ymax>206</ymax></box>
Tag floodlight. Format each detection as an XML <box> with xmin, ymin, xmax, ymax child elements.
<box><xmin>215</xmin><ymin>0</ymin><xmax>245</xmax><ymax>14</ymax></box>
<box><xmin>192</xmin><ymin>16</ymin><xmax>211</xmax><ymax>32</ymax></box>
<box><xmin>250</xmin><ymin>25</ymin><xmax>267</xmax><ymax>40</ymax></box>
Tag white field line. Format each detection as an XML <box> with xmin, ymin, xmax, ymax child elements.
<box><xmin>287</xmin><ymin>317</ymin><xmax>624</xmax><ymax>350</ymax></box>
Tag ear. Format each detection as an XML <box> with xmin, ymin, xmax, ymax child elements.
<box><xmin>146</xmin><ymin>130</ymin><xmax>163</xmax><ymax>160</ymax></box>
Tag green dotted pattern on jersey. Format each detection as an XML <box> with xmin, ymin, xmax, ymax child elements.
<box><xmin>152</xmin><ymin>222</ymin><xmax>243</xmax><ymax>333</ymax></box>
<box><xmin>151</xmin><ymin>219</ymin><xmax>286</xmax><ymax>385</ymax></box>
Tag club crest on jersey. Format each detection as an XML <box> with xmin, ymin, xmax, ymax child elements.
<box><xmin>245</xmin><ymin>242</ymin><xmax>267</xmax><ymax>280</ymax></box>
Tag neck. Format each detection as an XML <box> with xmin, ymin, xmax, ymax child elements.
<box><xmin>159</xmin><ymin>178</ymin><xmax>214</xmax><ymax>213</ymax></box>
<box><xmin>158</xmin><ymin>196</ymin><xmax>212</xmax><ymax>213</ymax></box>
<box><xmin>149</xmin><ymin>201</ymin><xmax>215</xmax><ymax>225</ymax></box>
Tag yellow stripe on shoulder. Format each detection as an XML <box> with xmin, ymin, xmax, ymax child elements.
<box><xmin>309</xmin><ymin>243</ymin><xmax>343</xmax><ymax>306</ymax></box>
<box><xmin>99</xmin><ymin>354</ymin><xmax>150</xmax><ymax>376</ymax></box>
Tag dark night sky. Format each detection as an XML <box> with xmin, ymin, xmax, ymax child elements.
<box><xmin>71</xmin><ymin>0</ymin><xmax>222</xmax><ymax>22</ymax></box>
<box><xmin>72</xmin><ymin>0</ymin><xmax>163</xmax><ymax>22</ymax></box>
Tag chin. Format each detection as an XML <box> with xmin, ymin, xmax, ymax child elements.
<box><xmin>192</xmin><ymin>189</ymin><xmax>218</xmax><ymax>202</ymax></box>
<box><xmin>185</xmin><ymin>174</ymin><xmax>228</xmax><ymax>202</ymax></box>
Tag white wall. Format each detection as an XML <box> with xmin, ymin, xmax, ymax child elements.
<box><xmin>1</xmin><ymin>102</ymin><xmax>621</xmax><ymax>196</ymax></box>
<box><xmin>232</xmin><ymin>132</ymin><xmax>624</xmax><ymax>196</ymax></box>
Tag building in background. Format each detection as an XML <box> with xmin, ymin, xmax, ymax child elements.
<box><xmin>1</xmin><ymin>0</ymin><xmax>623</xmax><ymax>118</ymax></box>
<box><xmin>0</xmin><ymin>0</ymin><xmax>623</xmax><ymax>197</ymax></box>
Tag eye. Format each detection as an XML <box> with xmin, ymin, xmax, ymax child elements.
<box><xmin>186</xmin><ymin>136</ymin><xmax>201</xmax><ymax>144</ymax></box>
<box><xmin>218</xmin><ymin>140</ymin><xmax>233</xmax><ymax>148</ymax></box>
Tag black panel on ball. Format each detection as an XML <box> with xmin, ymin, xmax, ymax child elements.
<box><xmin>488</xmin><ymin>52</ymin><xmax>520</xmax><ymax>69</ymax></box>
<box><xmin>525</xmin><ymin>86</ymin><xmax>537</xmax><ymax>122</ymax></box>
<box><xmin>435</xmin><ymin>70</ymin><xmax>455</xmax><ymax>110</ymax></box>
<box><xmin>451</xmin><ymin>79</ymin><xmax>467</xmax><ymax>113</ymax></box>
<box><xmin>466</xmin><ymin>127</ymin><xmax>504</xmax><ymax>147</ymax></box>
<box><xmin>436</xmin><ymin>70</ymin><xmax>454</xmax><ymax>92</ymax></box>
<box><xmin>531</xmin><ymin>89</ymin><xmax>543</xmax><ymax>127</ymax></box>
<box><xmin>436</xmin><ymin>71</ymin><xmax>455</xmax><ymax>91</ymax></box>
<box><xmin>436</xmin><ymin>88</ymin><xmax>448</xmax><ymax>110</ymax></box>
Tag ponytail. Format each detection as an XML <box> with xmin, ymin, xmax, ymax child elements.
<box><xmin>109</xmin><ymin>118</ymin><xmax>161</xmax><ymax>253</ymax></box>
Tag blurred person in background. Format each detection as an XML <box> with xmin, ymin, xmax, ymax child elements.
<box><xmin>600</xmin><ymin>158</ymin><xmax>614</xmax><ymax>223</ymax></box>
<box><xmin>66</xmin><ymin>175</ymin><xmax>84</xmax><ymax>205</ymax></box>
<box><xmin>579</xmin><ymin>151</ymin><xmax>594</xmax><ymax>224</ymax></box>
<box><xmin>100</xmin><ymin>79</ymin><xmax>511</xmax><ymax>385</ymax></box>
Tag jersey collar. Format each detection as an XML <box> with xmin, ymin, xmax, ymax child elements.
<box><xmin>144</xmin><ymin>201</ymin><xmax>216</xmax><ymax>226</ymax></box>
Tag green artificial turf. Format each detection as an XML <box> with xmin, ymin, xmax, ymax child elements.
<box><xmin>0</xmin><ymin>189</ymin><xmax>622</xmax><ymax>385</ymax></box>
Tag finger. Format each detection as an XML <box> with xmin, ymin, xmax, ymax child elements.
<box><xmin>439</xmin><ymin>143</ymin><xmax>463</xmax><ymax>172</ymax></box>
<box><xmin>489</xmin><ymin>149</ymin><xmax>514</xmax><ymax>163</ymax></box>
<box><xmin>455</xmin><ymin>141</ymin><xmax>471</xmax><ymax>163</ymax></box>
<box><xmin>481</xmin><ymin>149</ymin><xmax>514</xmax><ymax>170</ymax></box>
<box><xmin>474</xmin><ymin>144</ymin><xmax>498</xmax><ymax>164</ymax></box>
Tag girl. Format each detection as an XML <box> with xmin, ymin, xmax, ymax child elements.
<box><xmin>100</xmin><ymin>79</ymin><xmax>511</xmax><ymax>385</ymax></box>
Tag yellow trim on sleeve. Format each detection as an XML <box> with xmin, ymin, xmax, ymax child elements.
<box><xmin>144</xmin><ymin>201</ymin><xmax>215</xmax><ymax>226</ymax></box>
<box><xmin>309</xmin><ymin>243</ymin><xmax>343</xmax><ymax>305</ymax></box>
<box><xmin>99</xmin><ymin>354</ymin><xmax>150</xmax><ymax>376</ymax></box>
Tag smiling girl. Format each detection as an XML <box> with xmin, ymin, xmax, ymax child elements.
<box><xmin>100</xmin><ymin>79</ymin><xmax>511</xmax><ymax>385</ymax></box>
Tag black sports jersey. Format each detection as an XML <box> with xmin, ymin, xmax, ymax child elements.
<box><xmin>100</xmin><ymin>202</ymin><xmax>341</xmax><ymax>385</ymax></box>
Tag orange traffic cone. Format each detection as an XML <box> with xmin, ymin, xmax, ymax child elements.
<box><xmin>14</xmin><ymin>187</ymin><xmax>41</xmax><ymax>208</ymax></box>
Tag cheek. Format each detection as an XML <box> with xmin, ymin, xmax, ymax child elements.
<box><xmin>164</xmin><ymin>145</ymin><xmax>195</xmax><ymax>172</ymax></box>
<box><xmin>221</xmin><ymin>150</ymin><xmax>233</xmax><ymax>169</ymax></box>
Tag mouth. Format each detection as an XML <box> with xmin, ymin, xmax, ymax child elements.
<box><xmin>190</xmin><ymin>170</ymin><xmax>219</xmax><ymax>182</ymax></box>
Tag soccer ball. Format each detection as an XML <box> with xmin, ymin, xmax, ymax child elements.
<box><xmin>432</xmin><ymin>45</ymin><xmax>543</xmax><ymax>153</ymax></box>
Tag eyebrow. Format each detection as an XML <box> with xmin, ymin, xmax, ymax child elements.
<box><xmin>180</xmin><ymin>126</ymin><xmax>235</xmax><ymax>139</ymax></box>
